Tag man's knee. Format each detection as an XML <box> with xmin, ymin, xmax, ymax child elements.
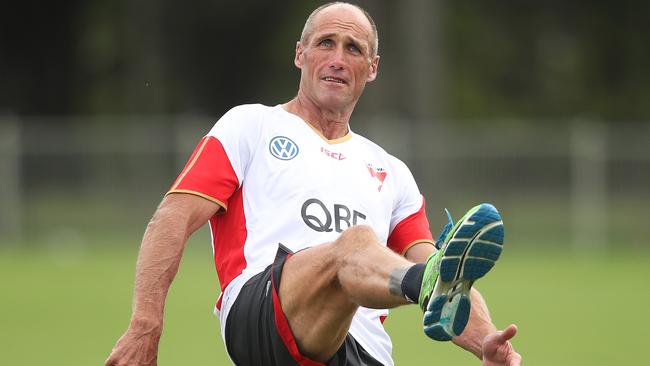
<box><xmin>334</xmin><ymin>225</ymin><xmax>380</xmax><ymax>252</ymax></box>
<box><xmin>286</xmin><ymin>225</ymin><xmax>381</xmax><ymax>284</ymax></box>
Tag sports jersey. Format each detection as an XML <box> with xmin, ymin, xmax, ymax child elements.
<box><xmin>167</xmin><ymin>104</ymin><xmax>433</xmax><ymax>365</ymax></box>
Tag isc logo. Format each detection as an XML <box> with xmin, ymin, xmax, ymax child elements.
<box><xmin>301</xmin><ymin>198</ymin><xmax>367</xmax><ymax>233</ymax></box>
<box><xmin>269</xmin><ymin>136</ymin><xmax>299</xmax><ymax>160</ymax></box>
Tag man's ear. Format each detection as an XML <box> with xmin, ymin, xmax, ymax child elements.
<box><xmin>367</xmin><ymin>55</ymin><xmax>380</xmax><ymax>82</ymax></box>
<box><xmin>294</xmin><ymin>41</ymin><xmax>304</xmax><ymax>69</ymax></box>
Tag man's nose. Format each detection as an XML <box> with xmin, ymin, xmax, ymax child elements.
<box><xmin>328</xmin><ymin>47</ymin><xmax>346</xmax><ymax>70</ymax></box>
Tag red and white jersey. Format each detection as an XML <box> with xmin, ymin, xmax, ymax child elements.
<box><xmin>168</xmin><ymin>104</ymin><xmax>433</xmax><ymax>365</ymax></box>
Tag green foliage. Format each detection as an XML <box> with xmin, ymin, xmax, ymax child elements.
<box><xmin>445</xmin><ymin>1</ymin><xmax>650</xmax><ymax>120</ymax></box>
<box><xmin>3</xmin><ymin>1</ymin><xmax>649</xmax><ymax>120</ymax></box>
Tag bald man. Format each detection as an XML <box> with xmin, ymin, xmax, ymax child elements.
<box><xmin>106</xmin><ymin>2</ymin><xmax>521</xmax><ymax>365</ymax></box>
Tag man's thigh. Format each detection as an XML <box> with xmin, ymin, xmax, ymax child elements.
<box><xmin>278</xmin><ymin>242</ymin><xmax>361</xmax><ymax>361</ymax></box>
<box><xmin>225</xmin><ymin>244</ymin><xmax>382</xmax><ymax>365</ymax></box>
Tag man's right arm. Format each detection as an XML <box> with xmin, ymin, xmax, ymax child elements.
<box><xmin>105</xmin><ymin>193</ymin><xmax>220</xmax><ymax>366</ymax></box>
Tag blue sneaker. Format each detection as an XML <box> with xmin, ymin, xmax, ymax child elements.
<box><xmin>419</xmin><ymin>203</ymin><xmax>504</xmax><ymax>341</ymax></box>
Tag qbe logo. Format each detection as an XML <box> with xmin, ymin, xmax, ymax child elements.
<box><xmin>269</xmin><ymin>136</ymin><xmax>299</xmax><ymax>160</ymax></box>
<box><xmin>301</xmin><ymin>198</ymin><xmax>367</xmax><ymax>233</ymax></box>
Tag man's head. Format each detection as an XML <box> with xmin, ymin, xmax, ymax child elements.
<box><xmin>301</xmin><ymin>2</ymin><xmax>379</xmax><ymax>58</ymax></box>
<box><xmin>294</xmin><ymin>2</ymin><xmax>380</xmax><ymax>111</ymax></box>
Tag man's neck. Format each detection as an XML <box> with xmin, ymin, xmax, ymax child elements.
<box><xmin>283</xmin><ymin>95</ymin><xmax>354</xmax><ymax>140</ymax></box>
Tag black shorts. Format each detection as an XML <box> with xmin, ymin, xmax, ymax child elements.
<box><xmin>224</xmin><ymin>244</ymin><xmax>384</xmax><ymax>366</ymax></box>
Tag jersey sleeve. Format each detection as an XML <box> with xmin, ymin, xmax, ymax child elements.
<box><xmin>386</xmin><ymin>159</ymin><xmax>434</xmax><ymax>255</ymax></box>
<box><xmin>167</xmin><ymin>105</ymin><xmax>262</xmax><ymax>211</ymax></box>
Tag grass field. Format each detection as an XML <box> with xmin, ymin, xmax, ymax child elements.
<box><xmin>1</xmin><ymin>234</ymin><xmax>649</xmax><ymax>365</ymax></box>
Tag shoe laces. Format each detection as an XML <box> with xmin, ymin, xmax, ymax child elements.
<box><xmin>434</xmin><ymin>208</ymin><xmax>454</xmax><ymax>250</ymax></box>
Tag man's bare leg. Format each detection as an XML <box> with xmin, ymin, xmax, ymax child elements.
<box><xmin>278</xmin><ymin>225</ymin><xmax>414</xmax><ymax>362</ymax></box>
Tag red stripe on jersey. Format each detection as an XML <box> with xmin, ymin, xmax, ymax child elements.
<box><xmin>271</xmin><ymin>254</ymin><xmax>326</xmax><ymax>366</ymax></box>
<box><xmin>380</xmin><ymin>315</ymin><xmax>387</xmax><ymax>324</ymax></box>
<box><xmin>215</xmin><ymin>294</ymin><xmax>223</xmax><ymax>311</ymax></box>
<box><xmin>211</xmin><ymin>187</ymin><xmax>247</xmax><ymax>292</ymax></box>
<box><xmin>387</xmin><ymin>198</ymin><xmax>434</xmax><ymax>255</ymax></box>
<box><xmin>169</xmin><ymin>136</ymin><xmax>239</xmax><ymax>209</ymax></box>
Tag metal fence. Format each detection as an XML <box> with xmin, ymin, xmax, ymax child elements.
<box><xmin>1</xmin><ymin>115</ymin><xmax>649</xmax><ymax>250</ymax></box>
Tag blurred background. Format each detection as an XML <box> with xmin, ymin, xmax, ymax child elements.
<box><xmin>1</xmin><ymin>1</ymin><xmax>649</xmax><ymax>365</ymax></box>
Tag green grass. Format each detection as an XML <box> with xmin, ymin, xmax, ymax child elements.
<box><xmin>1</xmin><ymin>237</ymin><xmax>649</xmax><ymax>365</ymax></box>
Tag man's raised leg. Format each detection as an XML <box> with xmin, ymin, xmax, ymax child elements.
<box><xmin>278</xmin><ymin>225</ymin><xmax>414</xmax><ymax>362</ymax></box>
<box><xmin>277</xmin><ymin>203</ymin><xmax>506</xmax><ymax>363</ymax></box>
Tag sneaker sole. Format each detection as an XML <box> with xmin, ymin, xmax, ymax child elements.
<box><xmin>423</xmin><ymin>203</ymin><xmax>504</xmax><ymax>341</ymax></box>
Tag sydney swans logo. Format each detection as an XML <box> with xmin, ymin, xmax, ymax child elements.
<box><xmin>269</xmin><ymin>136</ymin><xmax>299</xmax><ymax>160</ymax></box>
<box><xmin>367</xmin><ymin>164</ymin><xmax>388</xmax><ymax>192</ymax></box>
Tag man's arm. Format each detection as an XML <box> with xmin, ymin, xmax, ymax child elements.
<box><xmin>105</xmin><ymin>193</ymin><xmax>220</xmax><ymax>366</ymax></box>
<box><xmin>404</xmin><ymin>243</ymin><xmax>521</xmax><ymax>365</ymax></box>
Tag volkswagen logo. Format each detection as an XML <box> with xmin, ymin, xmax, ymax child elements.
<box><xmin>269</xmin><ymin>136</ymin><xmax>299</xmax><ymax>160</ymax></box>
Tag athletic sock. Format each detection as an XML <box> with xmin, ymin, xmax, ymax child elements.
<box><xmin>401</xmin><ymin>263</ymin><xmax>425</xmax><ymax>303</ymax></box>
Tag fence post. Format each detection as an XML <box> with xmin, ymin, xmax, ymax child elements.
<box><xmin>571</xmin><ymin>120</ymin><xmax>607</xmax><ymax>253</ymax></box>
<box><xmin>0</xmin><ymin>117</ymin><xmax>22</xmax><ymax>244</ymax></box>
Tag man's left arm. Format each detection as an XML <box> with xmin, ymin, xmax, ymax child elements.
<box><xmin>404</xmin><ymin>243</ymin><xmax>522</xmax><ymax>366</ymax></box>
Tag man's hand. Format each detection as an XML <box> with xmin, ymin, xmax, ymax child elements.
<box><xmin>105</xmin><ymin>320</ymin><xmax>162</xmax><ymax>366</ymax></box>
<box><xmin>482</xmin><ymin>324</ymin><xmax>522</xmax><ymax>366</ymax></box>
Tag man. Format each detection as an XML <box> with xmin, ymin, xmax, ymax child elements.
<box><xmin>106</xmin><ymin>2</ymin><xmax>521</xmax><ymax>365</ymax></box>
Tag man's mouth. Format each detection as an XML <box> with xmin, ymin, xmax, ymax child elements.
<box><xmin>321</xmin><ymin>76</ymin><xmax>347</xmax><ymax>84</ymax></box>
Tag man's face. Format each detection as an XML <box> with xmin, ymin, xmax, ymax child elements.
<box><xmin>294</xmin><ymin>5</ymin><xmax>380</xmax><ymax>110</ymax></box>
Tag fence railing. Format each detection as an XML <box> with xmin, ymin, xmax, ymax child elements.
<box><xmin>1</xmin><ymin>115</ymin><xmax>649</xmax><ymax>249</ymax></box>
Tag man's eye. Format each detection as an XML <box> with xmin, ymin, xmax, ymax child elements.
<box><xmin>319</xmin><ymin>39</ymin><xmax>333</xmax><ymax>47</ymax></box>
<box><xmin>348</xmin><ymin>44</ymin><xmax>361</xmax><ymax>53</ymax></box>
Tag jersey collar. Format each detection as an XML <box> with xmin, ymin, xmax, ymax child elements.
<box><xmin>278</xmin><ymin>104</ymin><xmax>353</xmax><ymax>145</ymax></box>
